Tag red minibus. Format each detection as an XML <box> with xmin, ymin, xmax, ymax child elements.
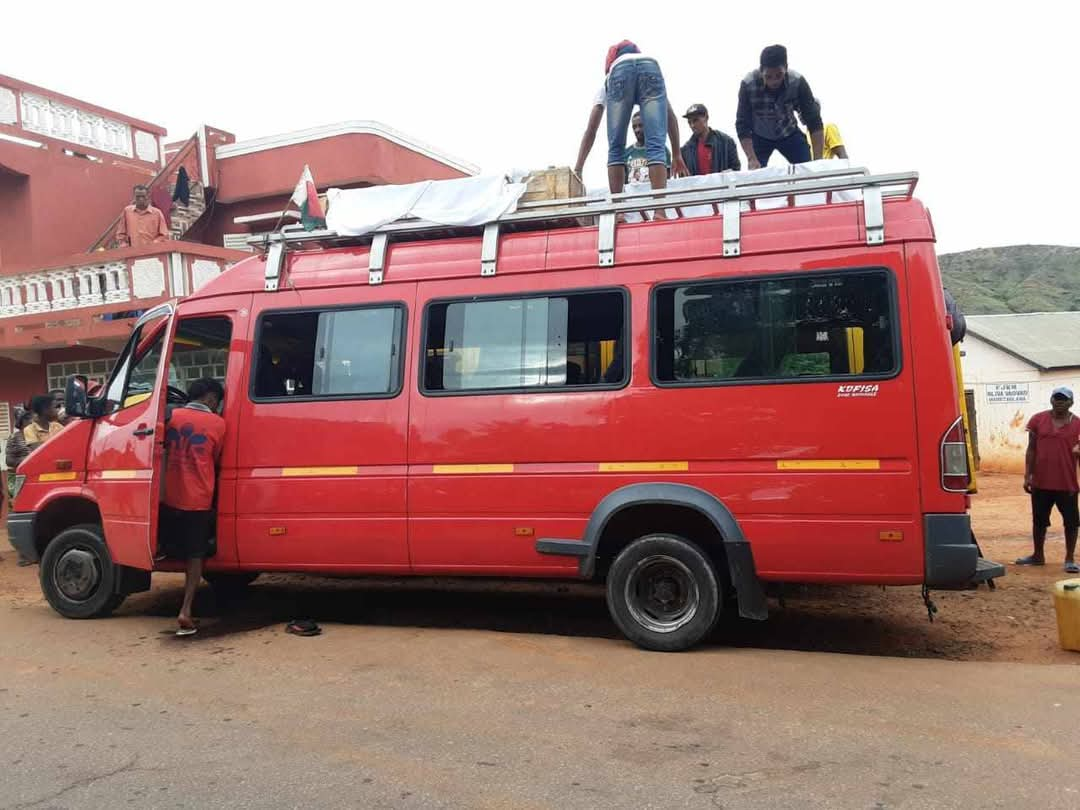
<box><xmin>7</xmin><ymin>168</ymin><xmax>1002</xmax><ymax>650</ymax></box>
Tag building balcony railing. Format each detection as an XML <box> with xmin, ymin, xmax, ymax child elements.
<box><xmin>0</xmin><ymin>75</ymin><xmax>165</xmax><ymax>165</ymax></box>
<box><xmin>0</xmin><ymin>243</ymin><xmax>250</xmax><ymax>351</ymax></box>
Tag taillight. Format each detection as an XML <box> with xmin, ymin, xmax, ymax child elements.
<box><xmin>941</xmin><ymin>416</ymin><xmax>970</xmax><ymax>492</ymax></box>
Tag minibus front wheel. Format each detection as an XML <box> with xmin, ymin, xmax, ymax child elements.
<box><xmin>605</xmin><ymin>533</ymin><xmax>721</xmax><ymax>652</ymax></box>
<box><xmin>39</xmin><ymin>524</ymin><xmax>127</xmax><ymax>619</ymax></box>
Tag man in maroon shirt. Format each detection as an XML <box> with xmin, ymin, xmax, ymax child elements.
<box><xmin>679</xmin><ymin>104</ymin><xmax>741</xmax><ymax>176</ymax></box>
<box><xmin>1018</xmin><ymin>386</ymin><xmax>1080</xmax><ymax>572</ymax></box>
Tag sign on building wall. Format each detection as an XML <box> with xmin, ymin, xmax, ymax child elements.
<box><xmin>986</xmin><ymin>383</ymin><xmax>1030</xmax><ymax>404</ymax></box>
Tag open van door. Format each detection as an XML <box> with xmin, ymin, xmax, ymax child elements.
<box><xmin>87</xmin><ymin>303</ymin><xmax>177</xmax><ymax>570</ymax></box>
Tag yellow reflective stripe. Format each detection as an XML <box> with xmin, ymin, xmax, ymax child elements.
<box><xmin>101</xmin><ymin>470</ymin><xmax>139</xmax><ymax>479</ymax></box>
<box><xmin>280</xmin><ymin>466</ymin><xmax>359</xmax><ymax>477</ymax></box>
<box><xmin>599</xmin><ymin>462</ymin><xmax>689</xmax><ymax>473</ymax></box>
<box><xmin>433</xmin><ymin>464</ymin><xmax>515</xmax><ymax>474</ymax></box>
<box><xmin>777</xmin><ymin>459</ymin><xmax>881</xmax><ymax>470</ymax></box>
<box><xmin>38</xmin><ymin>472</ymin><xmax>78</xmax><ymax>482</ymax></box>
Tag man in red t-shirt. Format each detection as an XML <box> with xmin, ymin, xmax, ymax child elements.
<box><xmin>161</xmin><ymin>378</ymin><xmax>226</xmax><ymax>635</ymax></box>
<box><xmin>1018</xmin><ymin>386</ymin><xmax>1080</xmax><ymax>573</ymax></box>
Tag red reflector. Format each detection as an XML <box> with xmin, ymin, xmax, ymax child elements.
<box><xmin>945</xmin><ymin>314</ymin><xmax>954</xmax><ymax>332</ymax></box>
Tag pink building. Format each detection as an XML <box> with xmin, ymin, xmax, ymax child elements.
<box><xmin>0</xmin><ymin>74</ymin><xmax>477</xmax><ymax>439</ymax></box>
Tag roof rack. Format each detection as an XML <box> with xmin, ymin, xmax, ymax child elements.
<box><xmin>255</xmin><ymin>167</ymin><xmax>918</xmax><ymax>291</ymax></box>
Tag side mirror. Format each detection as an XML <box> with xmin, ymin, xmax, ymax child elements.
<box><xmin>65</xmin><ymin>375</ymin><xmax>89</xmax><ymax>419</ymax></box>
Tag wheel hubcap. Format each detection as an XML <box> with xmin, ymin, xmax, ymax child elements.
<box><xmin>624</xmin><ymin>554</ymin><xmax>700</xmax><ymax>633</ymax></box>
<box><xmin>54</xmin><ymin>547</ymin><xmax>102</xmax><ymax>602</ymax></box>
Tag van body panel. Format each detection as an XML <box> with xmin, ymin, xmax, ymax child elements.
<box><xmin>11</xmin><ymin>193</ymin><xmax>980</xmax><ymax>597</ymax></box>
<box><xmin>234</xmin><ymin>284</ymin><xmax>415</xmax><ymax>569</ymax></box>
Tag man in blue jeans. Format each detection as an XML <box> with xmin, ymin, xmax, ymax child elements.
<box><xmin>574</xmin><ymin>40</ymin><xmax>687</xmax><ymax>201</ymax></box>
<box><xmin>736</xmin><ymin>44</ymin><xmax>824</xmax><ymax>169</ymax></box>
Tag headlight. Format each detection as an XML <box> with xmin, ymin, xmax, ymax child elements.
<box><xmin>10</xmin><ymin>474</ymin><xmax>26</xmax><ymax>502</ymax></box>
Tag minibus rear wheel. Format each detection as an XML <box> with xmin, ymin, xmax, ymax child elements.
<box><xmin>605</xmin><ymin>533</ymin><xmax>721</xmax><ymax>652</ymax></box>
<box><xmin>39</xmin><ymin>524</ymin><xmax>126</xmax><ymax>619</ymax></box>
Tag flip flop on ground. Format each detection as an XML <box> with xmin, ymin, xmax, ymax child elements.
<box><xmin>1065</xmin><ymin>561</ymin><xmax>1080</xmax><ymax>574</ymax></box>
<box><xmin>1014</xmin><ymin>555</ymin><xmax>1046</xmax><ymax>566</ymax></box>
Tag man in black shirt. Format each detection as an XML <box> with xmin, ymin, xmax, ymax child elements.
<box><xmin>680</xmin><ymin>104</ymin><xmax>741</xmax><ymax>175</ymax></box>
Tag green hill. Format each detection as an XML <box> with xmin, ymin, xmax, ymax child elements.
<box><xmin>939</xmin><ymin>245</ymin><xmax>1080</xmax><ymax>315</ymax></box>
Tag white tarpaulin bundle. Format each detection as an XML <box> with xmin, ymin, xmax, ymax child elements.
<box><xmin>325</xmin><ymin>175</ymin><xmax>528</xmax><ymax>236</ymax></box>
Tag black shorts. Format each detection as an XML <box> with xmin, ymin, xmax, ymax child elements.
<box><xmin>159</xmin><ymin>505</ymin><xmax>215</xmax><ymax>559</ymax></box>
<box><xmin>1030</xmin><ymin>489</ymin><xmax>1080</xmax><ymax>531</ymax></box>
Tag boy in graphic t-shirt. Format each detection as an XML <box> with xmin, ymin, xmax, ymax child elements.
<box><xmin>161</xmin><ymin>378</ymin><xmax>226</xmax><ymax>635</ymax></box>
<box><xmin>1018</xmin><ymin>386</ymin><xmax>1080</xmax><ymax>573</ymax></box>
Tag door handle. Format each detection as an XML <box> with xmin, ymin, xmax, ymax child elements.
<box><xmin>133</xmin><ymin>427</ymin><xmax>154</xmax><ymax>437</ymax></box>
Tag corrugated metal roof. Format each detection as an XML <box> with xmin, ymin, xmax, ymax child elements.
<box><xmin>966</xmin><ymin>312</ymin><xmax>1080</xmax><ymax>370</ymax></box>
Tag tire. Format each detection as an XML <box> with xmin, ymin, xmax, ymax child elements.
<box><xmin>605</xmin><ymin>533</ymin><xmax>721</xmax><ymax>652</ymax></box>
<box><xmin>39</xmin><ymin>524</ymin><xmax>127</xmax><ymax>619</ymax></box>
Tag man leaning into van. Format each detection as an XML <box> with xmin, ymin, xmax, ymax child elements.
<box><xmin>1018</xmin><ymin>386</ymin><xmax>1080</xmax><ymax>574</ymax></box>
<box><xmin>160</xmin><ymin>378</ymin><xmax>226</xmax><ymax>635</ymax></box>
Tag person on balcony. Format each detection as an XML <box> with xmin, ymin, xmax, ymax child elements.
<box><xmin>115</xmin><ymin>184</ymin><xmax>170</xmax><ymax>248</ymax></box>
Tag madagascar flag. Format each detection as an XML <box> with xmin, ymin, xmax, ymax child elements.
<box><xmin>290</xmin><ymin>165</ymin><xmax>326</xmax><ymax>231</ymax></box>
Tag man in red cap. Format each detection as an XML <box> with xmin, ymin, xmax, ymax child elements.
<box><xmin>574</xmin><ymin>41</ymin><xmax>687</xmax><ymax>201</ymax></box>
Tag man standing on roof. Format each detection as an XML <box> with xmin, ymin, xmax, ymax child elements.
<box><xmin>680</xmin><ymin>104</ymin><xmax>741</xmax><ymax>175</ymax></box>
<box><xmin>160</xmin><ymin>378</ymin><xmax>226</xmax><ymax>635</ymax></box>
<box><xmin>624</xmin><ymin>111</ymin><xmax>671</xmax><ymax>184</ymax></box>
<box><xmin>115</xmin><ymin>184</ymin><xmax>170</xmax><ymax>248</ymax></box>
<box><xmin>574</xmin><ymin>40</ymin><xmax>688</xmax><ymax>200</ymax></box>
<box><xmin>736</xmin><ymin>44</ymin><xmax>824</xmax><ymax>169</ymax></box>
<box><xmin>1018</xmin><ymin>386</ymin><xmax>1080</xmax><ymax>574</ymax></box>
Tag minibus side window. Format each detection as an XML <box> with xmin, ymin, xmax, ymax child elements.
<box><xmin>654</xmin><ymin>270</ymin><xmax>897</xmax><ymax>384</ymax></box>
<box><xmin>423</xmin><ymin>290</ymin><xmax>626</xmax><ymax>393</ymax></box>
<box><xmin>252</xmin><ymin>305</ymin><xmax>403</xmax><ymax>400</ymax></box>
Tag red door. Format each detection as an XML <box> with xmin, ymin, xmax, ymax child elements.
<box><xmin>87</xmin><ymin>304</ymin><xmax>175</xmax><ymax>570</ymax></box>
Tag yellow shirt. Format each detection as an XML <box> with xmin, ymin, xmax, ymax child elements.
<box><xmin>808</xmin><ymin>123</ymin><xmax>845</xmax><ymax>159</ymax></box>
<box><xmin>23</xmin><ymin>421</ymin><xmax>62</xmax><ymax>447</ymax></box>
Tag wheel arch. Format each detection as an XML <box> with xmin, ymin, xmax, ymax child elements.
<box><xmin>33</xmin><ymin>495</ymin><xmax>103</xmax><ymax>558</ymax></box>
<box><xmin>562</xmin><ymin>483</ymin><xmax>767</xmax><ymax>621</ymax></box>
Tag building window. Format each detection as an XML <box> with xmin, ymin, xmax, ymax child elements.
<box><xmin>423</xmin><ymin>290</ymin><xmax>627</xmax><ymax>393</ymax></box>
<box><xmin>168</xmin><ymin>317</ymin><xmax>232</xmax><ymax>391</ymax></box>
<box><xmin>47</xmin><ymin>359</ymin><xmax>116</xmax><ymax>393</ymax></box>
<box><xmin>653</xmin><ymin>270</ymin><xmax>898</xmax><ymax>384</ymax></box>
<box><xmin>252</xmin><ymin>306</ymin><xmax>404</xmax><ymax>400</ymax></box>
<box><xmin>0</xmin><ymin>401</ymin><xmax>10</xmax><ymax>461</ymax></box>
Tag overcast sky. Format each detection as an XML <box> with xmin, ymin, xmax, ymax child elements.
<box><xmin>4</xmin><ymin>0</ymin><xmax>1078</xmax><ymax>254</ymax></box>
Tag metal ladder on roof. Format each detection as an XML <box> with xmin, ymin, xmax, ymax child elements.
<box><xmin>255</xmin><ymin>167</ymin><xmax>919</xmax><ymax>292</ymax></box>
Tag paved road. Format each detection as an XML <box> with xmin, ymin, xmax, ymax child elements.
<box><xmin>1</xmin><ymin>566</ymin><xmax>1078</xmax><ymax>809</ymax></box>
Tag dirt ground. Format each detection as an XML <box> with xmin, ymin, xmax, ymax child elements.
<box><xmin>0</xmin><ymin>472</ymin><xmax>1076</xmax><ymax>665</ymax></box>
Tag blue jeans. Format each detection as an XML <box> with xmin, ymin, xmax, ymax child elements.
<box><xmin>605</xmin><ymin>58</ymin><xmax>668</xmax><ymax>167</ymax></box>
<box><xmin>752</xmin><ymin>130</ymin><xmax>811</xmax><ymax>166</ymax></box>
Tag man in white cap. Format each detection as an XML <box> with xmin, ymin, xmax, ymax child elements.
<box><xmin>1019</xmin><ymin>386</ymin><xmax>1080</xmax><ymax>573</ymax></box>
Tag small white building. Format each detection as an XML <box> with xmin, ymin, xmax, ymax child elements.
<box><xmin>962</xmin><ymin>312</ymin><xmax>1080</xmax><ymax>473</ymax></box>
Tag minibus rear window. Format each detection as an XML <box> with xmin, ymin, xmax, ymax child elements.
<box><xmin>423</xmin><ymin>290</ymin><xmax>626</xmax><ymax>393</ymax></box>
<box><xmin>653</xmin><ymin>270</ymin><xmax>898</xmax><ymax>385</ymax></box>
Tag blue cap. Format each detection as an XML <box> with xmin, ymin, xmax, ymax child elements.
<box><xmin>1051</xmin><ymin>386</ymin><xmax>1074</xmax><ymax>400</ymax></box>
